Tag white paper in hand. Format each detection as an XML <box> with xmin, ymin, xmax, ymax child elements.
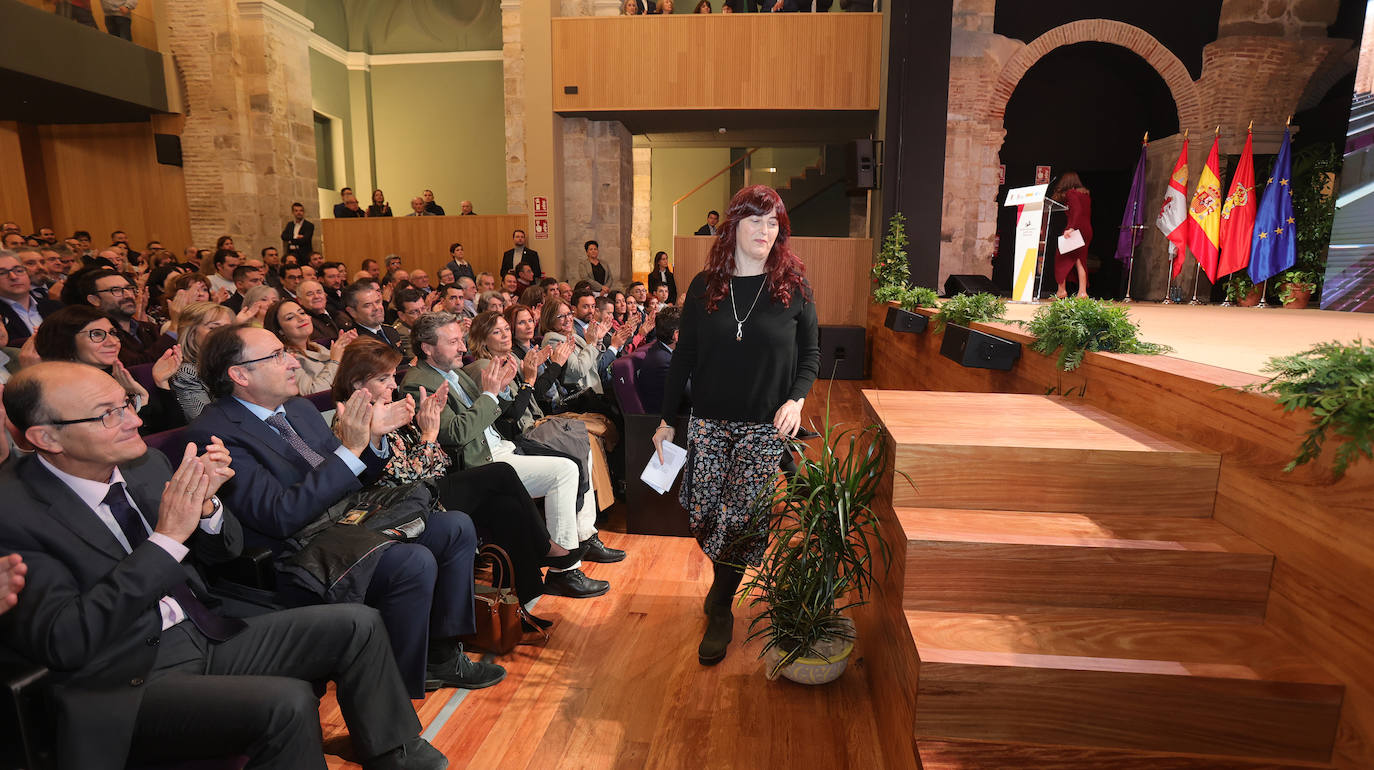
<box><xmin>640</xmin><ymin>440</ymin><xmax>687</xmax><ymax>495</ymax></box>
<box><xmin>1057</xmin><ymin>229</ymin><xmax>1085</xmax><ymax>254</ymax></box>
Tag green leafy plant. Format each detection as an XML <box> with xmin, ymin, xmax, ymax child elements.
<box><xmin>1277</xmin><ymin>268</ymin><xmax>1319</xmax><ymax>305</ymax></box>
<box><xmin>1224</xmin><ymin>273</ymin><xmax>1258</xmax><ymax>303</ymax></box>
<box><xmin>899</xmin><ymin>286</ymin><xmax>939</xmax><ymax>311</ymax></box>
<box><xmin>740</xmin><ymin>404</ymin><xmax>903</xmax><ymax>678</ymax></box>
<box><xmin>1025</xmin><ymin>297</ymin><xmax>1172</xmax><ymax>371</ymax></box>
<box><xmin>932</xmin><ymin>292</ymin><xmax>1006</xmax><ymax>332</ymax></box>
<box><xmin>871</xmin><ymin>213</ymin><xmax>910</xmax><ymax>303</ymax></box>
<box><xmin>1247</xmin><ymin>339</ymin><xmax>1374</xmax><ymax>479</ymax></box>
<box><xmin>1289</xmin><ymin>143</ymin><xmax>1341</xmax><ymax>295</ymax></box>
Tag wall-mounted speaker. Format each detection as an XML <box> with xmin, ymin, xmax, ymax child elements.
<box><xmin>939</xmin><ymin>323</ymin><xmax>1021</xmax><ymax>370</ymax></box>
<box><xmin>846</xmin><ymin>139</ymin><xmax>877</xmax><ymax>191</ymax></box>
<box><xmin>817</xmin><ymin>325</ymin><xmax>866</xmax><ymax>380</ymax></box>
<box><xmin>153</xmin><ymin>134</ymin><xmax>182</xmax><ymax>167</ymax></box>
<box><xmin>884</xmin><ymin>306</ymin><xmax>928</xmax><ymax>333</ymax></box>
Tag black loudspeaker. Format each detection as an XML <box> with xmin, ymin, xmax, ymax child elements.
<box><xmin>943</xmin><ymin>273</ymin><xmax>1003</xmax><ymax>298</ymax></box>
<box><xmin>818</xmin><ymin>325</ymin><xmax>866</xmax><ymax>379</ymax></box>
<box><xmin>846</xmin><ymin>139</ymin><xmax>877</xmax><ymax>190</ymax></box>
<box><xmin>884</xmin><ymin>306</ymin><xmax>928</xmax><ymax>333</ymax></box>
<box><xmin>153</xmin><ymin>134</ymin><xmax>182</xmax><ymax>167</ymax></box>
<box><xmin>939</xmin><ymin>323</ymin><xmax>1021</xmax><ymax>371</ymax></box>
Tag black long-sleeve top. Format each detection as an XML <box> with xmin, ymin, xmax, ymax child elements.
<box><xmin>661</xmin><ymin>271</ymin><xmax>819</xmax><ymax>425</ymax></box>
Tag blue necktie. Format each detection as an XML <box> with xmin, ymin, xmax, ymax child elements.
<box><xmin>265</xmin><ymin>413</ymin><xmax>327</xmax><ymax>468</ymax></box>
<box><xmin>103</xmin><ymin>483</ymin><xmax>246</xmax><ymax>642</ymax></box>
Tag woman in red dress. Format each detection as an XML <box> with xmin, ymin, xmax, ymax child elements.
<box><xmin>1052</xmin><ymin>172</ymin><xmax>1092</xmax><ymax>299</ymax></box>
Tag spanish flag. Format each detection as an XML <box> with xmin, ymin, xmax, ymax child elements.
<box><xmin>1185</xmin><ymin>134</ymin><xmax>1222</xmax><ymax>283</ymax></box>
<box><xmin>1217</xmin><ymin>128</ymin><xmax>1256</xmax><ymax>278</ymax></box>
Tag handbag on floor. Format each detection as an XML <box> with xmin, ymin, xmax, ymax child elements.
<box><xmin>460</xmin><ymin>544</ymin><xmax>548</xmax><ymax>655</ymax></box>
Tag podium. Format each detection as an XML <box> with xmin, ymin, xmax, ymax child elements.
<box><xmin>1003</xmin><ymin>184</ymin><xmax>1066</xmax><ymax>302</ymax></box>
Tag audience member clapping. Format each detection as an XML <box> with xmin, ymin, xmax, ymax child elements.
<box><xmin>265</xmin><ymin>298</ymin><xmax>356</xmax><ymax>396</ymax></box>
<box><xmin>297</xmin><ymin>278</ymin><xmax>346</xmax><ymax>345</ymax></box>
<box><xmin>167</xmin><ymin>301</ymin><xmax>235</xmax><ymax>421</ymax></box>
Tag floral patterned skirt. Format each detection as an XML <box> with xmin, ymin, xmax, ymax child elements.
<box><xmin>680</xmin><ymin>417</ymin><xmax>785</xmax><ymax>566</ymax></box>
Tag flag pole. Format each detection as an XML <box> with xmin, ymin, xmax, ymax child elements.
<box><xmin>1189</xmin><ymin>261</ymin><xmax>1206</xmax><ymax>304</ymax></box>
<box><xmin>1256</xmin><ymin>279</ymin><xmax>1270</xmax><ymax>308</ymax></box>
<box><xmin>1120</xmin><ymin>131</ymin><xmax>1148</xmax><ymax>303</ymax></box>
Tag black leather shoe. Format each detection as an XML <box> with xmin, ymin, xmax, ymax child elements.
<box><xmin>425</xmin><ymin>644</ymin><xmax>506</xmax><ymax>690</ymax></box>
<box><xmin>362</xmin><ymin>738</ymin><xmax>449</xmax><ymax>770</ymax></box>
<box><xmin>540</xmin><ymin>546</ymin><xmax>584</xmax><ymax>570</ymax></box>
<box><xmin>543</xmin><ymin>568</ymin><xmax>610</xmax><ymax>598</ymax></box>
<box><xmin>579</xmin><ymin>533</ymin><xmax>626</xmax><ymax>563</ymax></box>
<box><xmin>524</xmin><ymin>611</ymin><xmax>554</xmax><ymax>629</ymax></box>
<box><xmin>698</xmin><ymin>604</ymin><xmax>733</xmax><ymax>666</ymax></box>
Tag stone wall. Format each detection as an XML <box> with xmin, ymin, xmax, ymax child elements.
<box><xmin>166</xmin><ymin>0</ymin><xmax>318</xmax><ymax>253</ymax></box>
<box><xmin>501</xmin><ymin>0</ymin><xmax>526</xmax><ymax>215</ymax></box>
<box><xmin>561</xmin><ymin>118</ymin><xmax>634</xmax><ymax>282</ymax></box>
<box><xmin>936</xmin><ymin>0</ymin><xmax>1349</xmax><ymax>299</ymax></box>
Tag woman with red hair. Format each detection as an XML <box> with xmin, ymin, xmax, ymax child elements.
<box><xmin>653</xmin><ymin>185</ymin><xmax>820</xmax><ymax>666</ymax></box>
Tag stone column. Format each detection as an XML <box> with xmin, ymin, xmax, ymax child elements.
<box><xmin>502</xmin><ymin>0</ymin><xmax>527</xmax><ymax>215</ymax></box>
<box><xmin>166</xmin><ymin>0</ymin><xmax>318</xmax><ymax>252</ymax></box>
<box><xmin>632</xmin><ymin>147</ymin><xmax>652</xmax><ymax>278</ymax></box>
<box><xmin>561</xmin><ymin>118</ymin><xmax>634</xmax><ymax>284</ymax></box>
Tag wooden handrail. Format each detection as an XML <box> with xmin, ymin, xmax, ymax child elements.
<box><xmin>672</xmin><ymin>147</ymin><xmax>759</xmax><ymax>207</ymax></box>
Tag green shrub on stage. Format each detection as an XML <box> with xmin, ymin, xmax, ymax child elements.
<box><xmin>899</xmin><ymin>286</ymin><xmax>939</xmax><ymax>311</ymax></box>
<box><xmin>932</xmin><ymin>292</ymin><xmax>1006</xmax><ymax>332</ymax></box>
<box><xmin>1251</xmin><ymin>339</ymin><xmax>1374</xmax><ymax>480</ymax></box>
<box><xmin>1025</xmin><ymin>297</ymin><xmax>1171</xmax><ymax>372</ymax></box>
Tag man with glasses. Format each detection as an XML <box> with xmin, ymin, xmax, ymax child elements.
<box><xmin>0</xmin><ymin>251</ymin><xmax>61</xmax><ymax>347</ymax></box>
<box><xmin>0</xmin><ymin>361</ymin><xmax>449</xmax><ymax>770</ymax></box>
<box><xmin>82</xmin><ymin>268</ymin><xmax>170</xmax><ymax>366</ymax></box>
<box><xmin>390</xmin><ymin>289</ymin><xmax>425</xmax><ymax>354</ymax></box>
<box><xmin>187</xmin><ymin>326</ymin><xmax>504</xmax><ymax>697</ymax></box>
<box><xmin>280</xmin><ymin>264</ymin><xmax>304</xmax><ymax>300</ymax></box>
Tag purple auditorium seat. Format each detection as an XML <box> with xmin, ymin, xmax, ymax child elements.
<box><xmin>129</xmin><ymin>362</ymin><xmax>158</xmax><ymax>393</ymax></box>
<box><xmin>610</xmin><ymin>356</ymin><xmax>644</xmax><ymax>415</ymax></box>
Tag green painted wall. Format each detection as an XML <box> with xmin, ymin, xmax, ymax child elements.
<box><xmin>308</xmin><ymin>49</ymin><xmax>355</xmax><ymax>193</ymax></box>
<box><xmin>368</xmin><ymin>60</ymin><xmax>507</xmax><ymax>215</ymax></box>
<box><xmin>651</xmin><ymin>147</ymin><xmax>732</xmax><ymax>263</ymax></box>
<box><xmin>306</xmin><ymin>0</ymin><xmax>348</xmax><ymax>47</ymax></box>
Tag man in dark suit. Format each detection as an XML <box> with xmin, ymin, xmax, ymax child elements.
<box><xmin>422</xmin><ymin>190</ymin><xmax>445</xmax><ymax>216</ymax></box>
<box><xmin>222</xmin><ymin>264</ymin><xmax>264</xmax><ymax>314</ymax></box>
<box><xmin>694</xmin><ymin>210</ymin><xmax>720</xmax><ymax>236</ymax></box>
<box><xmin>81</xmin><ymin>269</ymin><xmax>172</xmax><ymax>366</ymax></box>
<box><xmin>320</xmin><ymin>262</ymin><xmax>347</xmax><ymax>314</ymax></box>
<box><xmin>297</xmin><ymin>279</ymin><xmax>345</xmax><ymax>345</ymax></box>
<box><xmin>635</xmin><ymin>306</ymin><xmax>683</xmax><ymax>415</ymax></box>
<box><xmin>500</xmin><ymin>228</ymin><xmax>542</xmax><ymax>280</ymax></box>
<box><xmin>0</xmin><ymin>251</ymin><xmax>61</xmax><ymax>347</ymax></box>
<box><xmin>342</xmin><ymin>280</ymin><xmax>405</xmax><ymax>354</ymax></box>
<box><xmin>281</xmin><ymin>202</ymin><xmax>315</xmax><ymax>260</ymax></box>
<box><xmin>333</xmin><ymin>187</ymin><xmax>366</xmax><ymax>218</ymax></box>
<box><xmin>0</xmin><ymin>362</ymin><xmax>446</xmax><ymax>770</ymax></box>
<box><xmin>186</xmin><ymin>325</ymin><xmax>504</xmax><ymax>697</ymax></box>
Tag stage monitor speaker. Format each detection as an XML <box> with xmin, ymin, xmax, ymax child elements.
<box><xmin>884</xmin><ymin>306</ymin><xmax>928</xmax><ymax>333</ymax></box>
<box><xmin>846</xmin><ymin>139</ymin><xmax>877</xmax><ymax>190</ymax></box>
<box><xmin>939</xmin><ymin>323</ymin><xmax>1021</xmax><ymax>370</ymax></box>
<box><xmin>818</xmin><ymin>325</ymin><xmax>866</xmax><ymax>379</ymax></box>
<box><xmin>153</xmin><ymin>134</ymin><xmax>182</xmax><ymax>167</ymax></box>
<box><xmin>944</xmin><ymin>274</ymin><xmax>1003</xmax><ymax>298</ymax></box>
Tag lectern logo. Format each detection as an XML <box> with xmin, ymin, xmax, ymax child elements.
<box><xmin>1190</xmin><ymin>184</ymin><xmax>1220</xmax><ymax>218</ymax></box>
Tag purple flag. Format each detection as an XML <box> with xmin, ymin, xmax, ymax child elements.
<box><xmin>1115</xmin><ymin>140</ymin><xmax>1148</xmax><ymax>264</ymax></box>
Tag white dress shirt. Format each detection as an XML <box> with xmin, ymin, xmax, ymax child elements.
<box><xmin>37</xmin><ymin>455</ymin><xmax>224</xmax><ymax>631</ymax></box>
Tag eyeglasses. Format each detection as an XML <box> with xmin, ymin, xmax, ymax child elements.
<box><xmin>233</xmin><ymin>349</ymin><xmax>289</xmax><ymax>368</ymax></box>
<box><xmin>95</xmin><ymin>285</ymin><xmax>135</xmax><ymax>297</ymax></box>
<box><xmin>554</xmin><ymin>313</ymin><xmax>572</xmax><ymax>321</ymax></box>
<box><xmin>0</xmin><ymin>265</ymin><xmax>27</xmax><ymax>278</ymax></box>
<box><xmin>81</xmin><ymin>327</ymin><xmax>115</xmax><ymax>342</ymax></box>
<box><xmin>45</xmin><ymin>395</ymin><xmax>138</xmax><ymax>429</ymax></box>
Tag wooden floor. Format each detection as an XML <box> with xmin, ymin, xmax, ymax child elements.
<box><xmin>318</xmin><ymin>381</ymin><xmax>886</xmax><ymax>769</ymax></box>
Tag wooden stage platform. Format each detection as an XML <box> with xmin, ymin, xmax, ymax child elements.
<box><xmin>995</xmin><ymin>301</ymin><xmax>1374</xmax><ymax>377</ymax></box>
<box><xmin>861</xmin><ymin>302</ymin><xmax>1374</xmax><ymax>770</ymax></box>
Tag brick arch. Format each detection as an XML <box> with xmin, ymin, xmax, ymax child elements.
<box><xmin>987</xmin><ymin>19</ymin><xmax>1203</xmax><ymax>131</ymax></box>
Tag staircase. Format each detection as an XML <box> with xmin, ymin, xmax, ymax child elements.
<box><xmin>861</xmin><ymin>391</ymin><xmax>1345</xmax><ymax>769</ymax></box>
<box><xmin>773</xmin><ymin>145</ymin><xmax>849</xmax><ymax>237</ymax></box>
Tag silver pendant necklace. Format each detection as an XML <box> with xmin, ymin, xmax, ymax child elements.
<box><xmin>730</xmin><ymin>276</ymin><xmax>767</xmax><ymax>341</ymax></box>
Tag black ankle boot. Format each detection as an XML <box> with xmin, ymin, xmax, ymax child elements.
<box><xmin>698</xmin><ymin>603</ymin><xmax>733</xmax><ymax>665</ymax></box>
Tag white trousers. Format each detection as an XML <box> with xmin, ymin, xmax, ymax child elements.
<box><xmin>490</xmin><ymin>442</ymin><xmax>598</xmax><ymax>551</ymax></box>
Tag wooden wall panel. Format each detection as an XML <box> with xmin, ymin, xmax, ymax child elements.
<box><xmin>320</xmin><ymin>215</ymin><xmax>529</xmax><ymax>282</ymax></box>
<box><xmin>37</xmin><ymin>122</ymin><xmax>191</xmax><ymax>250</ymax></box>
<box><xmin>673</xmin><ymin>235</ymin><xmax>871</xmax><ymax>327</ymax></box>
<box><xmin>864</xmin><ymin>303</ymin><xmax>1374</xmax><ymax>770</ymax></box>
<box><xmin>552</xmin><ymin>15</ymin><xmax>882</xmax><ymax>112</ymax></box>
<box><xmin>0</xmin><ymin>122</ymin><xmax>33</xmax><ymax>232</ymax></box>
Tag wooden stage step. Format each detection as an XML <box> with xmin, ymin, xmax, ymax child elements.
<box><xmin>916</xmin><ymin>739</ymin><xmax>1335</xmax><ymax>769</ymax></box>
<box><xmin>899</xmin><ymin>508</ymin><xmax>1274</xmax><ymax>616</ymax></box>
<box><xmin>863</xmin><ymin>391</ymin><xmax>1220</xmax><ymax>516</ymax></box>
<box><xmin>907</xmin><ymin>609</ymin><xmax>1344</xmax><ymax>762</ymax></box>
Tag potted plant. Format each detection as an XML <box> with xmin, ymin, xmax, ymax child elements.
<box><xmin>931</xmin><ymin>292</ymin><xmax>1007</xmax><ymax>333</ymax></box>
<box><xmin>1224</xmin><ymin>273</ymin><xmax>1263</xmax><ymax>307</ymax></box>
<box><xmin>1277</xmin><ymin>269</ymin><xmax>1318</xmax><ymax>309</ymax></box>
<box><xmin>1248</xmin><ymin>339</ymin><xmax>1374</xmax><ymax>479</ymax></box>
<box><xmin>871</xmin><ymin>213</ymin><xmax>910</xmax><ymax>305</ymax></box>
<box><xmin>740</xmin><ymin>408</ymin><xmax>898</xmax><ymax>684</ymax></box>
<box><xmin>1025</xmin><ymin>297</ymin><xmax>1172</xmax><ymax>371</ymax></box>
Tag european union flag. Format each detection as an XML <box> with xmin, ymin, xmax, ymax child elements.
<box><xmin>1249</xmin><ymin>128</ymin><xmax>1296</xmax><ymax>284</ymax></box>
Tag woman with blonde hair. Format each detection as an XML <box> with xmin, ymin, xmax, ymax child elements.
<box><xmin>168</xmin><ymin>301</ymin><xmax>236</xmax><ymax>420</ymax></box>
<box><xmin>1050</xmin><ymin>171</ymin><xmax>1092</xmax><ymax>299</ymax></box>
<box><xmin>241</xmin><ymin>284</ymin><xmax>279</xmax><ymax>327</ymax></box>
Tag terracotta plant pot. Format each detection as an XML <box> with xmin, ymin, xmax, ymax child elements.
<box><xmin>1281</xmin><ymin>284</ymin><xmax>1312</xmax><ymax>309</ymax></box>
<box><xmin>1237</xmin><ymin>288</ymin><xmax>1263</xmax><ymax>307</ymax></box>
